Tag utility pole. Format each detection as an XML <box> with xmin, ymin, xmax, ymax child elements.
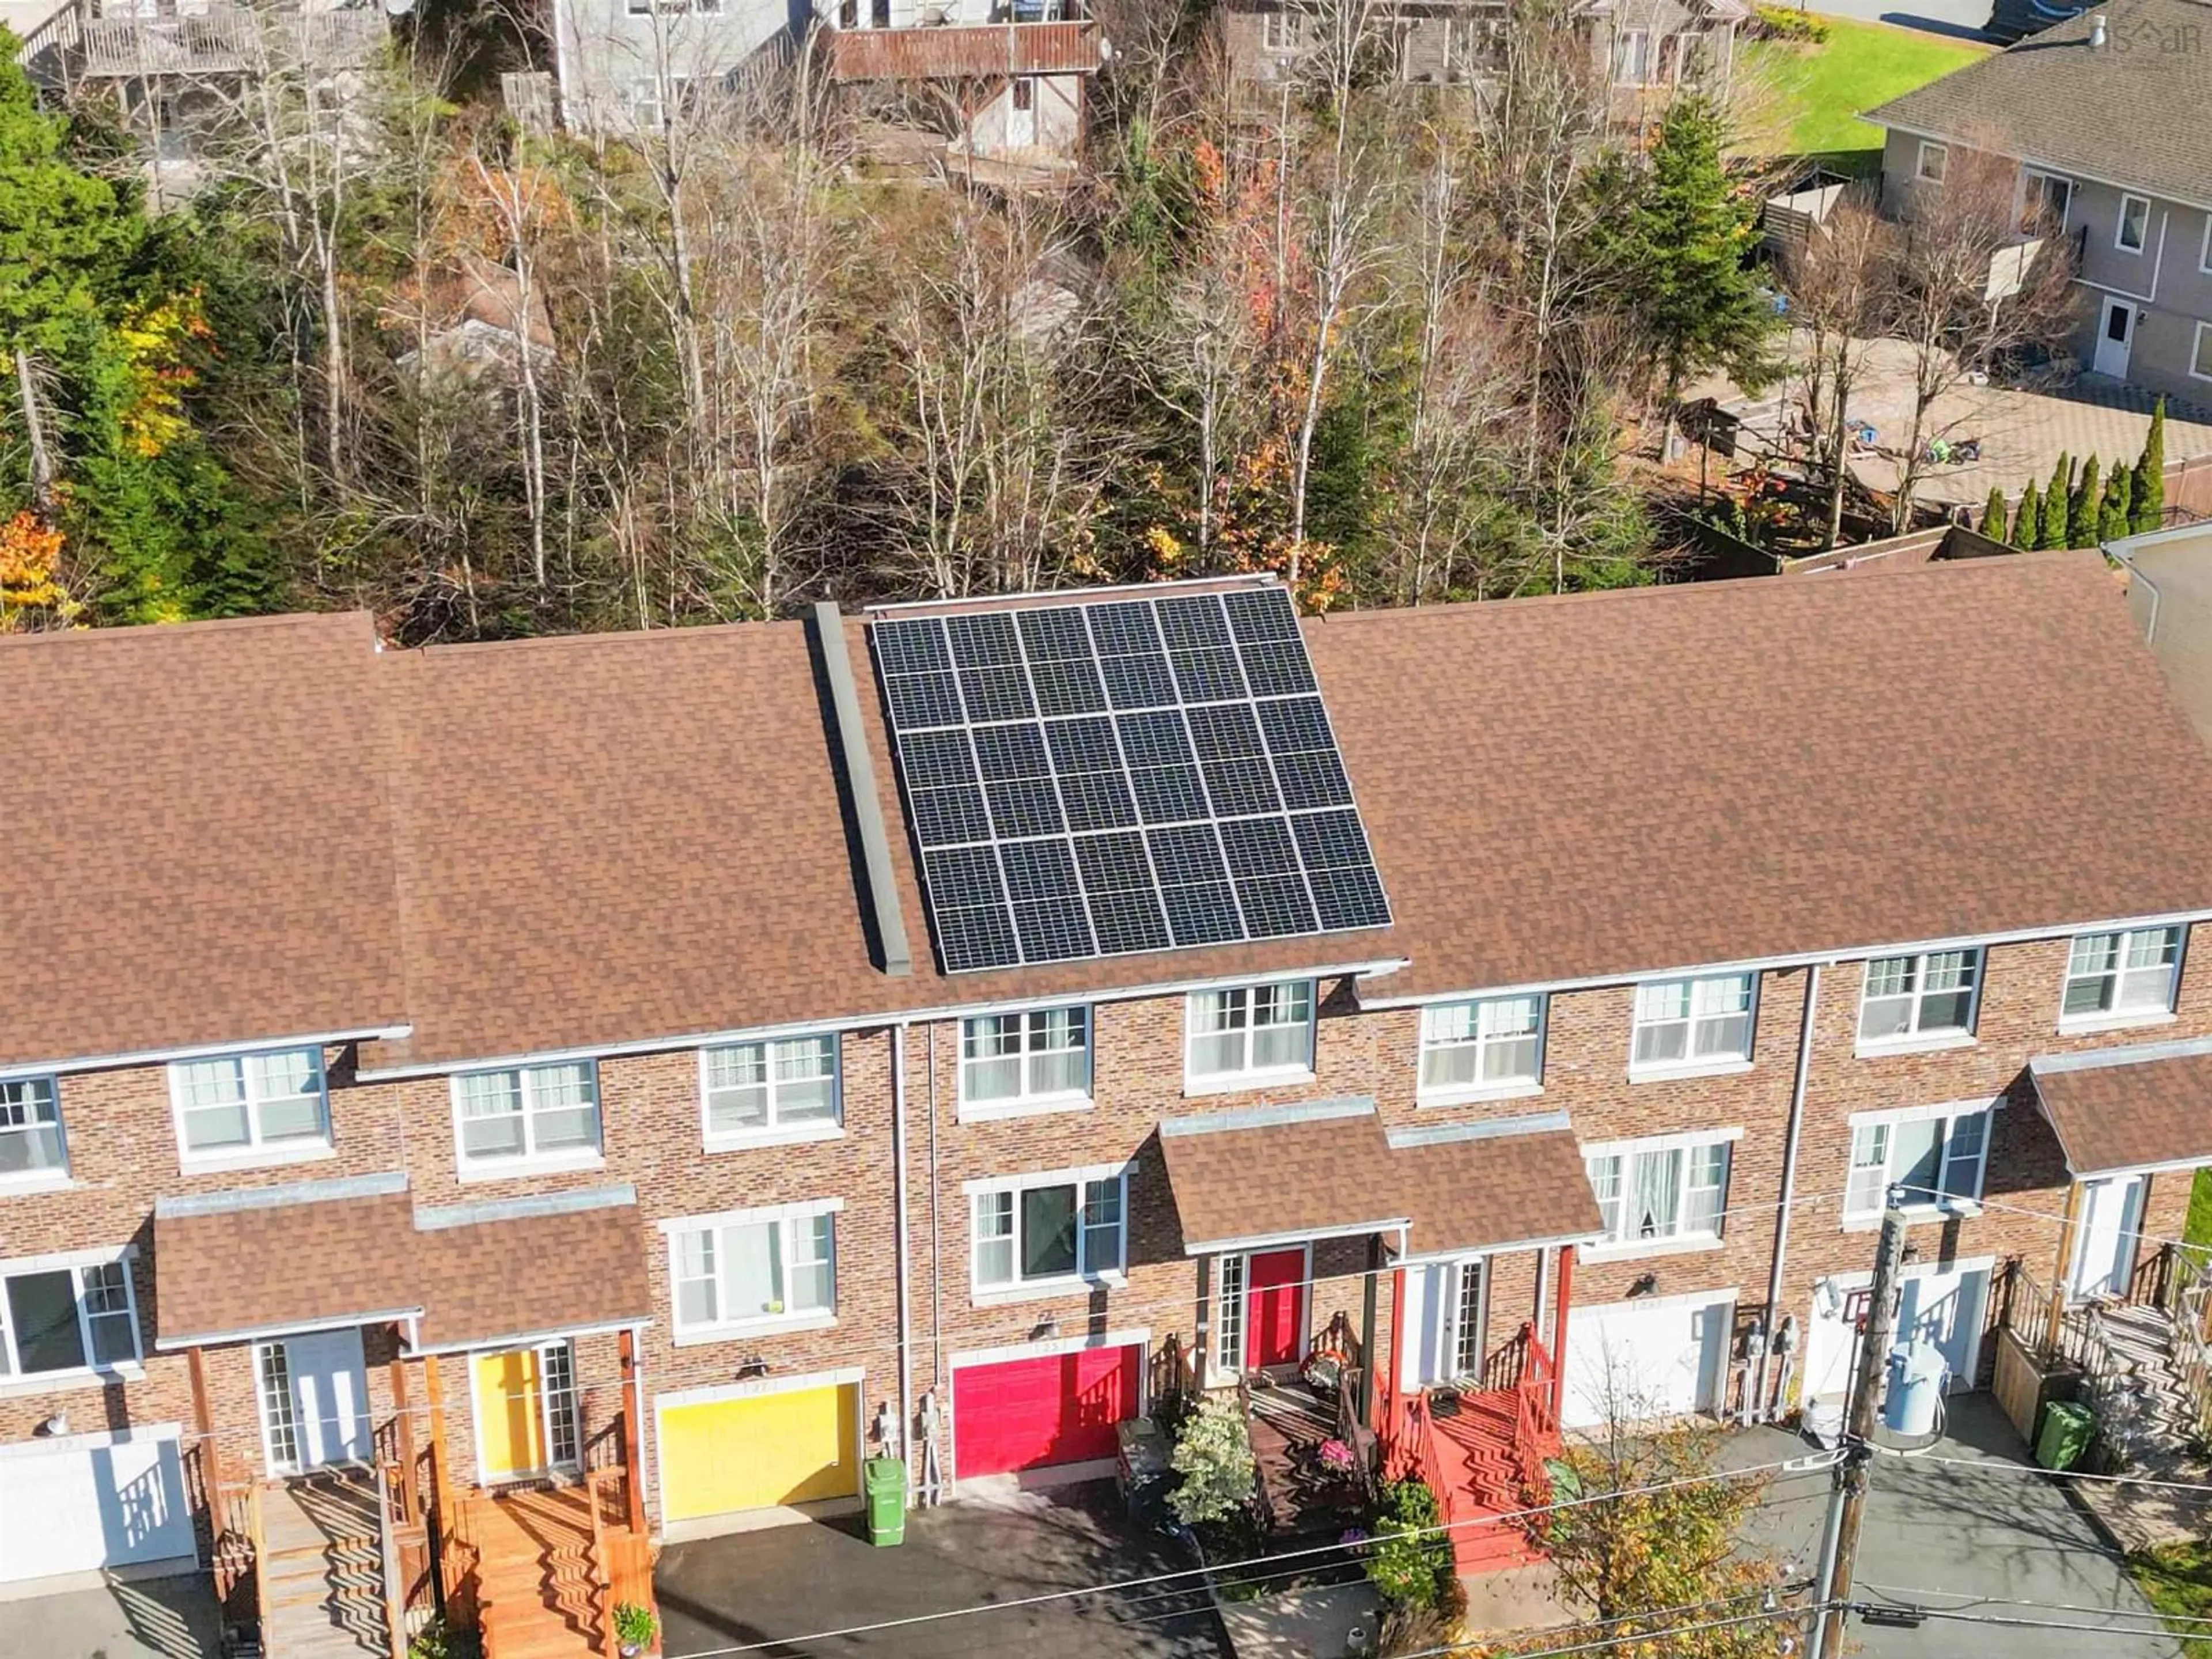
<box><xmin>1808</xmin><ymin>1184</ymin><xmax>1909</xmax><ymax>1659</ymax></box>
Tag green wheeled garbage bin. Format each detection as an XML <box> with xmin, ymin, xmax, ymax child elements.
<box><xmin>865</xmin><ymin>1457</ymin><xmax>907</xmax><ymax>1547</ymax></box>
<box><xmin>2036</xmin><ymin>1401</ymin><xmax>2094</xmax><ymax>1471</ymax></box>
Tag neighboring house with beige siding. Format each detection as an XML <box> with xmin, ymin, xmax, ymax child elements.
<box><xmin>1866</xmin><ymin>0</ymin><xmax>2212</xmax><ymax>403</ymax></box>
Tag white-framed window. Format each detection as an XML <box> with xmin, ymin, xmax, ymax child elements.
<box><xmin>1915</xmin><ymin>141</ymin><xmax>1948</xmax><ymax>184</ymax></box>
<box><xmin>1630</xmin><ymin>974</ymin><xmax>1755</xmax><ymax>1073</ymax></box>
<box><xmin>0</xmin><ymin>1256</ymin><xmax>141</xmax><ymax>1378</ymax></box>
<box><xmin>2194</xmin><ymin>320</ymin><xmax>2212</xmax><ymax>383</ymax></box>
<box><xmin>1261</xmin><ymin>9</ymin><xmax>1300</xmax><ymax>51</ymax></box>
<box><xmin>2021</xmin><ymin>169</ymin><xmax>2072</xmax><ymax>233</ymax></box>
<box><xmin>1844</xmin><ymin>1105</ymin><xmax>1991</xmax><ymax>1218</ymax></box>
<box><xmin>452</xmin><ymin>1061</ymin><xmax>601</xmax><ymax>1169</ymax></box>
<box><xmin>1187</xmin><ymin>980</ymin><xmax>1314</xmax><ymax>1084</ymax></box>
<box><xmin>2116</xmin><ymin>193</ymin><xmax>2150</xmax><ymax>253</ymax></box>
<box><xmin>170</xmin><ymin>1049</ymin><xmax>329</xmax><ymax>1162</ymax></box>
<box><xmin>700</xmin><ymin>1035</ymin><xmax>840</xmax><ymax>1142</ymax></box>
<box><xmin>0</xmin><ymin>1077</ymin><xmax>67</xmax><ymax>1181</ymax></box>
<box><xmin>1418</xmin><ymin>995</ymin><xmax>1544</xmax><ymax>1097</ymax></box>
<box><xmin>2200</xmin><ymin>213</ymin><xmax>2212</xmax><ymax>276</ymax></box>
<box><xmin>1858</xmin><ymin>949</ymin><xmax>1980</xmax><ymax>1046</ymax></box>
<box><xmin>1614</xmin><ymin>27</ymin><xmax>1650</xmax><ymax>83</ymax></box>
<box><xmin>667</xmin><ymin>1205</ymin><xmax>838</xmax><ymax>1336</ymax></box>
<box><xmin>1585</xmin><ymin>1134</ymin><xmax>1734</xmax><ymax>1248</ymax></box>
<box><xmin>971</xmin><ymin>1169</ymin><xmax>1126</xmax><ymax>1292</ymax></box>
<box><xmin>960</xmin><ymin>1007</ymin><xmax>1092</xmax><ymax>1112</ymax></box>
<box><xmin>2062</xmin><ymin>925</ymin><xmax>2183</xmax><ymax>1022</ymax></box>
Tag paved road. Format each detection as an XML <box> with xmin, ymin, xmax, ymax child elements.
<box><xmin>1793</xmin><ymin>0</ymin><xmax>2000</xmax><ymax>40</ymax></box>
<box><xmin>1732</xmin><ymin>1393</ymin><xmax>2181</xmax><ymax>1658</ymax></box>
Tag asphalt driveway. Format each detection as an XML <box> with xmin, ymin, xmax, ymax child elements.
<box><xmin>1733</xmin><ymin>1393</ymin><xmax>2180</xmax><ymax>1658</ymax></box>
<box><xmin>0</xmin><ymin>1571</ymin><xmax>220</xmax><ymax>1659</ymax></box>
<box><xmin>654</xmin><ymin>1481</ymin><xmax>1228</xmax><ymax>1659</ymax></box>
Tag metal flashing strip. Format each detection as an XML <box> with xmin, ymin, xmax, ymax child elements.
<box><xmin>154</xmin><ymin>1169</ymin><xmax>407</xmax><ymax>1219</ymax></box>
<box><xmin>412</xmin><ymin>1183</ymin><xmax>638</xmax><ymax>1233</ymax></box>
<box><xmin>1386</xmin><ymin>1111</ymin><xmax>1573</xmax><ymax>1149</ymax></box>
<box><xmin>2029</xmin><ymin>1031</ymin><xmax>2212</xmax><ymax>1075</ymax></box>
<box><xmin>1159</xmin><ymin>1095</ymin><xmax>1377</xmax><ymax>1138</ymax></box>
<box><xmin>814</xmin><ymin>600</ymin><xmax>914</xmax><ymax>978</ymax></box>
<box><xmin>155</xmin><ymin>1307</ymin><xmax>426</xmax><ymax>1351</ymax></box>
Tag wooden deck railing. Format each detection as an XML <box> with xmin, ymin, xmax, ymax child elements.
<box><xmin>74</xmin><ymin>7</ymin><xmax>384</xmax><ymax>77</ymax></box>
<box><xmin>1396</xmin><ymin>1391</ymin><xmax>1460</xmax><ymax>1535</ymax></box>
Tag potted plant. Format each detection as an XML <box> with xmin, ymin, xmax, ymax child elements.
<box><xmin>1298</xmin><ymin>1347</ymin><xmax>1346</xmax><ymax>1397</ymax></box>
<box><xmin>613</xmin><ymin>1602</ymin><xmax>658</xmax><ymax>1659</ymax></box>
<box><xmin>1316</xmin><ymin>1438</ymin><xmax>1358</xmax><ymax>1483</ymax></box>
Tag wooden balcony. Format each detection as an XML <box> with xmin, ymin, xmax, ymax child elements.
<box><xmin>74</xmin><ymin>7</ymin><xmax>385</xmax><ymax>78</ymax></box>
<box><xmin>825</xmin><ymin>17</ymin><xmax>1106</xmax><ymax>81</ymax></box>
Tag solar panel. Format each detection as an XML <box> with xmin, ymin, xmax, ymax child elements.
<box><xmin>871</xmin><ymin>586</ymin><xmax>1392</xmax><ymax>972</ymax></box>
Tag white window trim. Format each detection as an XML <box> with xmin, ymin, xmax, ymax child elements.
<box><xmin>2021</xmin><ymin>168</ymin><xmax>2073</xmax><ymax>232</ymax></box>
<box><xmin>2192</xmin><ymin>319</ymin><xmax>2212</xmax><ymax>384</ymax></box>
<box><xmin>1182</xmin><ymin>981</ymin><xmax>1317</xmax><ymax>1096</ymax></box>
<box><xmin>2116</xmin><ymin>193</ymin><xmax>2151</xmax><ymax>254</ymax></box>
<box><xmin>1615</xmin><ymin>26</ymin><xmax>1650</xmax><ymax>84</ymax></box>
<box><xmin>1915</xmin><ymin>141</ymin><xmax>1947</xmax><ymax>184</ymax></box>
<box><xmin>2058</xmin><ymin>925</ymin><xmax>2187</xmax><ymax>1034</ymax></box>
<box><xmin>168</xmin><ymin>1048</ymin><xmax>333</xmax><ymax>1173</ymax></box>
<box><xmin>967</xmin><ymin>1165</ymin><xmax>1130</xmax><ymax>1300</ymax></box>
<box><xmin>1842</xmin><ymin>1101</ymin><xmax>1996</xmax><ymax>1226</ymax></box>
<box><xmin>696</xmin><ymin>1036</ymin><xmax>843</xmax><ymax>1153</ymax></box>
<box><xmin>1415</xmin><ymin>995</ymin><xmax>1547</xmax><ymax>1106</ymax></box>
<box><xmin>449</xmin><ymin>1062</ymin><xmax>604</xmax><ymax>1180</ymax></box>
<box><xmin>664</xmin><ymin>1199</ymin><xmax>843</xmax><ymax>1346</ymax></box>
<box><xmin>0</xmin><ymin>1075</ymin><xmax>70</xmax><ymax>1191</ymax></box>
<box><xmin>1626</xmin><ymin>974</ymin><xmax>1758</xmax><ymax>1081</ymax></box>
<box><xmin>1581</xmin><ymin>1129</ymin><xmax>1739</xmax><ymax>1259</ymax></box>
<box><xmin>0</xmin><ymin>1247</ymin><xmax>145</xmax><ymax>1389</ymax></box>
<box><xmin>1854</xmin><ymin>950</ymin><xmax>1983</xmax><ymax>1055</ymax></box>
<box><xmin>2200</xmin><ymin>213</ymin><xmax>2212</xmax><ymax>276</ymax></box>
<box><xmin>957</xmin><ymin>1006</ymin><xmax>1094</xmax><ymax>1122</ymax></box>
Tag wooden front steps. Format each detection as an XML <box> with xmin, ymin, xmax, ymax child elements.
<box><xmin>466</xmin><ymin>1486</ymin><xmax>611</xmax><ymax>1659</ymax></box>
<box><xmin>1426</xmin><ymin>1390</ymin><xmax>1549</xmax><ymax>1574</ymax></box>
<box><xmin>258</xmin><ymin>1471</ymin><xmax>389</xmax><ymax>1659</ymax></box>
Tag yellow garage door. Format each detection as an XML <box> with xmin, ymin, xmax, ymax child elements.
<box><xmin>659</xmin><ymin>1384</ymin><xmax>859</xmax><ymax>1520</ymax></box>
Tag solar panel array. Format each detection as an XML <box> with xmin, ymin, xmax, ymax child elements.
<box><xmin>870</xmin><ymin>585</ymin><xmax>1393</xmax><ymax>973</ymax></box>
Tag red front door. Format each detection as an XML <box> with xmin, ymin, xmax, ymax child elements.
<box><xmin>1246</xmin><ymin>1248</ymin><xmax>1307</xmax><ymax>1369</ymax></box>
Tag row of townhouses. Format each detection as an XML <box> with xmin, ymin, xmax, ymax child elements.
<box><xmin>7</xmin><ymin>552</ymin><xmax>2212</xmax><ymax>1640</ymax></box>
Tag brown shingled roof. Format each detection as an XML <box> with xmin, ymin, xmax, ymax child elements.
<box><xmin>411</xmin><ymin>1195</ymin><xmax>651</xmax><ymax>1351</ymax></box>
<box><xmin>1389</xmin><ymin>1125</ymin><xmax>1603</xmax><ymax>1257</ymax></box>
<box><xmin>0</xmin><ymin>613</ymin><xmax>407</xmax><ymax>1069</ymax></box>
<box><xmin>2029</xmin><ymin>1040</ymin><xmax>2212</xmax><ymax>1178</ymax></box>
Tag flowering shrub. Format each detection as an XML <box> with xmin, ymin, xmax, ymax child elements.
<box><xmin>1318</xmin><ymin>1438</ymin><xmax>1358</xmax><ymax>1475</ymax></box>
<box><xmin>1169</xmin><ymin>1395</ymin><xmax>1256</xmax><ymax>1527</ymax></box>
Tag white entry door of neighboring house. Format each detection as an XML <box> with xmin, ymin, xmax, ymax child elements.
<box><xmin>2094</xmin><ymin>297</ymin><xmax>2136</xmax><ymax>378</ymax></box>
<box><xmin>1006</xmin><ymin>78</ymin><xmax>1037</xmax><ymax>149</ymax></box>
<box><xmin>1400</xmin><ymin>1257</ymin><xmax>1489</xmax><ymax>1391</ymax></box>
<box><xmin>1804</xmin><ymin>1258</ymin><xmax>1992</xmax><ymax>1403</ymax></box>
<box><xmin>260</xmin><ymin>1328</ymin><xmax>372</xmax><ymax>1474</ymax></box>
<box><xmin>2071</xmin><ymin>1175</ymin><xmax>2147</xmax><ymax>1301</ymax></box>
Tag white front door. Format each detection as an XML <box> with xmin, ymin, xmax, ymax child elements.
<box><xmin>1006</xmin><ymin>77</ymin><xmax>1037</xmax><ymax>148</ymax></box>
<box><xmin>2094</xmin><ymin>297</ymin><xmax>2135</xmax><ymax>378</ymax></box>
<box><xmin>262</xmin><ymin>1328</ymin><xmax>372</xmax><ymax>1473</ymax></box>
<box><xmin>1804</xmin><ymin>1260</ymin><xmax>1992</xmax><ymax>1402</ymax></box>
<box><xmin>1402</xmin><ymin>1258</ymin><xmax>1488</xmax><ymax>1390</ymax></box>
<box><xmin>2071</xmin><ymin>1175</ymin><xmax>2146</xmax><ymax>1301</ymax></box>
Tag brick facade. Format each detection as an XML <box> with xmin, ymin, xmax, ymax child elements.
<box><xmin>5</xmin><ymin>925</ymin><xmax>2209</xmax><ymax>1548</ymax></box>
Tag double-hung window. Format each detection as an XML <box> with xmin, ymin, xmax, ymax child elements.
<box><xmin>1630</xmin><ymin>975</ymin><xmax>1754</xmax><ymax>1073</ymax></box>
<box><xmin>1858</xmin><ymin>949</ymin><xmax>1980</xmax><ymax>1046</ymax></box>
<box><xmin>961</xmin><ymin>1008</ymin><xmax>1091</xmax><ymax>1112</ymax></box>
<box><xmin>667</xmin><ymin>1204</ymin><xmax>838</xmax><ymax>1338</ymax></box>
<box><xmin>1418</xmin><ymin>995</ymin><xmax>1543</xmax><ymax>1097</ymax></box>
<box><xmin>700</xmin><ymin>1036</ymin><xmax>840</xmax><ymax>1143</ymax></box>
<box><xmin>453</xmin><ymin>1062</ymin><xmax>601</xmax><ymax>1170</ymax></box>
<box><xmin>1614</xmin><ymin>27</ymin><xmax>1649</xmax><ymax>83</ymax></box>
<box><xmin>1585</xmin><ymin>1134</ymin><xmax>1734</xmax><ymax>1249</ymax></box>
<box><xmin>0</xmin><ymin>1256</ymin><xmax>141</xmax><ymax>1377</ymax></box>
<box><xmin>0</xmin><ymin>1078</ymin><xmax>66</xmax><ymax>1181</ymax></box>
<box><xmin>1845</xmin><ymin>1105</ymin><xmax>1991</xmax><ymax>1218</ymax></box>
<box><xmin>2062</xmin><ymin>926</ymin><xmax>2182</xmax><ymax>1024</ymax></box>
<box><xmin>971</xmin><ymin>1168</ymin><xmax>1126</xmax><ymax>1292</ymax></box>
<box><xmin>171</xmin><ymin>1049</ymin><xmax>329</xmax><ymax>1162</ymax></box>
<box><xmin>2021</xmin><ymin>170</ymin><xmax>2072</xmax><ymax>233</ymax></box>
<box><xmin>1187</xmin><ymin>980</ymin><xmax>1314</xmax><ymax>1084</ymax></box>
<box><xmin>2117</xmin><ymin>194</ymin><xmax>2150</xmax><ymax>254</ymax></box>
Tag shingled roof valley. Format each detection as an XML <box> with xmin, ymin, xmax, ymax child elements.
<box><xmin>11</xmin><ymin>551</ymin><xmax>2212</xmax><ymax>1073</ymax></box>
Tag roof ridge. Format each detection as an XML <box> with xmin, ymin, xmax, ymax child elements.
<box><xmin>0</xmin><ymin>609</ymin><xmax>376</xmax><ymax>652</ymax></box>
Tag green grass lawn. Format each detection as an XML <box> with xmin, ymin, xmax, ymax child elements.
<box><xmin>2132</xmin><ymin>1540</ymin><xmax>2212</xmax><ymax>1657</ymax></box>
<box><xmin>2189</xmin><ymin>1167</ymin><xmax>2212</xmax><ymax>1253</ymax></box>
<box><xmin>1740</xmin><ymin>16</ymin><xmax>1993</xmax><ymax>166</ymax></box>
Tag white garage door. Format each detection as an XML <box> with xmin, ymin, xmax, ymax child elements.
<box><xmin>0</xmin><ymin>1427</ymin><xmax>197</xmax><ymax>1586</ymax></box>
<box><xmin>1804</xmin><ymin>1260</ymin><xmax>1990</xmax><ymax>1404</ymax></box>
<box><xmin>1562</xmin><ymin>1293</ymin><xmax>1735</xmax><ymax>1430</ymax></box>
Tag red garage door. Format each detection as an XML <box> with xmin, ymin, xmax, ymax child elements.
<box><xmin>953</xmin><ymin>1344</ymin><xmax>1142</xmax><ymax>1479</ymax></box>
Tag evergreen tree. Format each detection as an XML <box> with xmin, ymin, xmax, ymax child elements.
<box><xmin>2013</xmin><ymin>481</ymin><xmax>2041</xmax><ymax>551</ymax></box>
<box><xmin>1982</xmin><ymin>487</ymin><xmax>2008</xmax><ymax>544</ymax></box>
<box><xmin>2069</xmin><ymin>454</ymin><xmax>2101</xmax><ymax>548</ymax></box>
<box><xmin>2040</xmin><ymin>454</ymin><xmax>2073</xmax><ymax>549</ymax></box>
<box><xmin>2135</xmin><ymin>396</ymin><xmax>2166</xmax><ymax>533</ymax></box>
<box><xmin>2101</xmin><ymin>467</ymin><xmax>2135</xmax><ymax>545</ymax></box>
<box><xmin>1622</xmin><ymin>96</ymin><xmax>1781</xmax><ymax>433</ymax></box>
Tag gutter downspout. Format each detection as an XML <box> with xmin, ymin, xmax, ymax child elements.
<box><xmin>893</xmin><ymin>1021</ymin><xmax>914</xmax><ymax>1504</ymax></box>
<box><xmin>926</xmin><ymin>1021</ymin><xmax>944</xmax><ymax>1505</ymax></box>
<box><xmin>1758</xmin><ymin>962</ymin><xmax>1822</xmax><ymax>1421</ymax></box>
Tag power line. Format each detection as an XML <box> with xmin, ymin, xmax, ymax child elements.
<box><xmin>1845</xmin><ymin>1600</ymin><xmax>2195</xmax><ymax>1641</ymax></box>
<box><xmin>1867</xmin><ymin>1444</ymin><xmax>2212</xmax><ymax>1498</ymax></box>
<box><xmin>1376</xmin><ymin>1604</ymin><xmax>1815</xmax><ymax>1659</ymax></box>
<box><xmin>1858</xmin><ymin>1582</ymin><xmax>2212</xmax><ymax>1627</ymax></box>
